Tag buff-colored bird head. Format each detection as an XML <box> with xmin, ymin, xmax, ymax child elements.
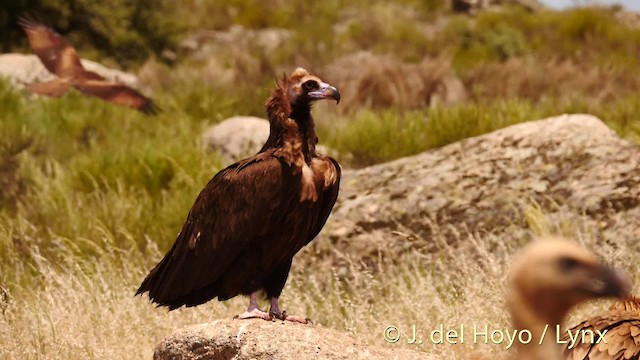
<box><xmin>283</xmin><ymin>68</ymin><xmax>340</xmax><ymax>106</ymax></box>
<box><xmin>508</xmin><ymin>238</ymin><xmax>631</xmax><ymax>329</ymax></box>
<box><xmin>506</xmin><ymin>238</ymin><xmax>631</xmax><ymax>360</ymax></box>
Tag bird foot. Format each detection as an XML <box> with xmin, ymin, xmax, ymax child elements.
<box><xmin>233</xmin><ymin>308</ymin><xmax>272</xmax><ymax>321</ymax></box>
<box><xmin>272</xmin><ymin>310</ymin><xmax>312</xmax><ymax>324</ymax></box>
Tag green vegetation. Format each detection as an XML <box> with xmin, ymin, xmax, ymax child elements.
<box><xmin>1</xmin><ymin>1</ymin><xmax>640</xmax><ymax>359</ymax></box>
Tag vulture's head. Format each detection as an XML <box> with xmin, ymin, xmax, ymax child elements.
<box><xmin>508</xmin><ymin>238</ymin><xmax>631</xmax><ymax>328</ymax></box>
<box><xmin>284</xmin><ymin>68</ymin><xmax>340</xmax><ymax>106</ymax></box>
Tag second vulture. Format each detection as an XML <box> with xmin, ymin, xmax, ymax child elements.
<box><xmin>507</xmin><ymin>238</ymin><xmax>631</xmax><ymax>360</ymax></box>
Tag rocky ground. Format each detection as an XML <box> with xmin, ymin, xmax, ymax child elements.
<box><xmin>154</xmin><ymin>320</ymin><xmax>433</xmax><ymax>360</ymax></box>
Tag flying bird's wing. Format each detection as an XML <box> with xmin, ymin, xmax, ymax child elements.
<box><xmin>18</xmin><ymin>16</ymin><xmax>91</xmax><ymax>79</ymax></box>
<box><xmin>137</xmin><ymin>153</ymin><xmax>291</xmax><ymax>308</ymax></box>
<box><xmin>17</xmin><ymin>17</ymin><xmax>158</xmax><ymax>113</ymax></box>
<box><xmin>72</xmin><ymin>79</ymin><xmax>158</xmax><ymax>114</ymax></box>
<box><xmin>27</xmin><ymin>77</ymin><xmax>72</xmax><ymax>98</ymax></box>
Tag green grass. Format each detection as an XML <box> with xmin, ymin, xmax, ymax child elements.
<box><xmin>0</xmin><ymin>81</ymin><xmax>222</xmax><ymax>269</ymax></box>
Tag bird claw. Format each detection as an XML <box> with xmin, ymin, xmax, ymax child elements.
<box><xmin>233</xmin><ymin>308</ymin><xmax>272</xmax><ymax>321</ymax></box>
<box><xmin>272</xmin><ymin>310</ymin><xmax>312</xmax><ymax>324</ymax></box>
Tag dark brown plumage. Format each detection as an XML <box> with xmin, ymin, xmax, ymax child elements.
<box><xmin>508</xmin><ymin>238</ymin><xmax>631</xmax><ymax>360</ymax></box>
<box><xmin>18</xmin><ymin>17</ymin><xmax>157</xmax><ymax>114</ymax></box>
<box><xmin>562</xmin><ymin>296</ymin><xmax>640</xmax><ymax>360</ymax></box>
<box><xmin>136</xmin><ymin>68</ymin><xmax>341</xmax><ymax>323</ymax></box>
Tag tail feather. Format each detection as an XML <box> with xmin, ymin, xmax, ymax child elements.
<box><xmin>135</xmin><ymin>227</ymin><xmax>223</xmax><ymax>310</ymax></box>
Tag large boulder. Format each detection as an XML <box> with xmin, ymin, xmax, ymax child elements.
<box><xmin>0</xmin><ymin>53</ymin><xmax>140</xmax><ymax>90</ymax></box>
<box><xmin>154</xmin><ymin>320</ymin><xmax>433</xmax><ymax>360</ymax></box>
<box><xmin>309</xmin><ymin>114</ymin><xmax>640</xmax><ymax>268</ymax></box>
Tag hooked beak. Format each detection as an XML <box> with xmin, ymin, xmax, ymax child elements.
<box><xmin>309</xmin><ymin>82</ymin><xmax>341</xmax><ymax>104</ymax></box>
<box><xmin>584</xmin><ymin>265</ymin><xmax>632</xmax><ymax>299</ymax></box>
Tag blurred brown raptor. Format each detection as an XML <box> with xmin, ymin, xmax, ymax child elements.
<box><xmin>18</xmin><ymin>17</ymin><xmax>157</xmax><ymax>114</ymax></box>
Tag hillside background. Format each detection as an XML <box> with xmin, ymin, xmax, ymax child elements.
<box><xmin>1</xmin><ymin>1</ymin><xmax>640</xmax><ymax>359</ymax></box>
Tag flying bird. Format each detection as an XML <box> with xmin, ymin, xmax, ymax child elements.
<box><xmin>507</xmin><ymin>238</ymin><xmax>631</xmax><ymax>360</ymax></box>
<box><xmin>18</xmin><ymin>17</ymin><xmax>157</xmax><ymax>114</ymax></box>
<box><xmin>136</xmin><ymin>68</ymin><xmax>341</xmax><ymax>323</ymax></box>
<box><xmin>562</xmin><ymin>296</ymin><xmax>640</xmax><ymax>360</ymax></box>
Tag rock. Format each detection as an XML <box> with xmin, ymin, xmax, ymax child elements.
<box><xmin>0</xmin><ymin>53</ymin><xmax>140</xmax><ymax>90</ymax></box>
<box><xmin>201</xmin><ymin>116</ymin><xmax>332</xmax><ymax>164</ymax></box>
<box><xmin>201</xmin><ymin>116</ymin><xmax>270</xmax><ymax>163</ymax></box>
<box><xmin>153</xmin><ymin>320</ymin><xmax>433</xmax><ymax>360</ymax></box>
<box><xmin>308</xmin><ymin>114</ymin><xmax>640</xmax><ymax>269</ymax></box>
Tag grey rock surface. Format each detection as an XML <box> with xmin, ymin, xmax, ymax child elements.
<box><xmin>154</xmin><ymin>320</ymin><xmax>433</xmax><ymax>360</ymax></box>
<box><xmin>201</xmin><ymin>116</ymin><xmax>271</xmax><ymax>164</ymax></box>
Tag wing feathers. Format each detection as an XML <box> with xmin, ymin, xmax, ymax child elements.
<box><xmin>18</xmin><ymin>16</ymin><xmax>84</xmax><ymax>78</ymax></box>
<box><xmin>72</xmin><ymin>79</ymin><xmax>158</xmax><ymax>114</ymax></box>
<box><xmin>19</xmin><ymin>17</ymin><xmax>158</xmax><ymax>114</ymax></box>
<box><xmin>137</xmin><ymin>155</ymin><xmax>287</xmax><ymax>307</ymax></box>
<box><xmin>563</xmin><ymin>308</ymin><xmax>640</xmax><ymax>359</ymax></box>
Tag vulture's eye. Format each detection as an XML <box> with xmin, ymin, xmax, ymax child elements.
<box><xmin>558</xmin><ymin>257</ymin><xmax>581</xmax><ymax>273</ymax></box>
<box><xmin>303</xmin><ymin>80</ymin><xmax>318</xmax><ymax>91</ymax></box>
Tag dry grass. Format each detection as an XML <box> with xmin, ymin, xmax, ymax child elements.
<box><xmin>322</xmin><ymin>51</ymin><xmax>466</xmax><ymax>113</ymax></box>
<box><xmin>1</xmin><ymin>208</ymin><xmax>637</xmax><ymax>360</ymax></box>
<box><xmin>463</xmin><ymin>57</ymin><xmax>640</xmax><ymax>103</ymax></box>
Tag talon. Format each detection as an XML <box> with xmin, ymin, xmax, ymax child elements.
<box><xmin>279</xmin><ymin>310</ymin><xmax>311</xmax><ymax>324</ymax></box>
<box><xmin>268</xmin><ymin>297</ymin><xmax>311</xmax><ymax>324</ymax></box>
<box><xmin>234</xmin><ymin>308</ymin><xmax>271</xmax><ymax>321</ymax></box>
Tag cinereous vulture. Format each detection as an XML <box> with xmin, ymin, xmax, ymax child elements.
<box><xmin>137</xmin><ymin>68</ymin><xmax>341</xmax><ymax>323</ymax></box>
